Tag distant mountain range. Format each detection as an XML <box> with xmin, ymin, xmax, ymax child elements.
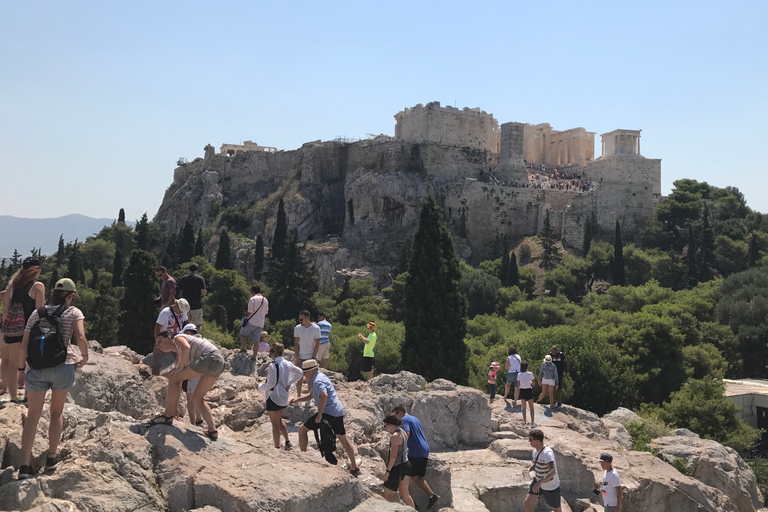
<box><xmin>0</xmin><ymin>214</ymin><xmax>129</xmax><ymax>260</ymax></box>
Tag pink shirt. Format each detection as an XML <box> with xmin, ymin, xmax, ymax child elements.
<box><xmin>488</xmin><ymin>370</ymin><xmax>497</xmax><ymax>384</ymax></box>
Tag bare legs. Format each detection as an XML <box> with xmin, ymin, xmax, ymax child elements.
<box><xmin>537</xmin><ymin>384</ymin><xmax>555</xmax><ymax>407</ymax></box>
<box><xmin>297</xmin><ymin>424</ymin><xmax>358</xmax><ymax>470</ymax></box>
<box><xmin>384</xmin><ymin>477</ymin><xmax>415</xmax><ymax>508</ymax></box>
<box><xmin>411</xmin><ymin>476</ymin><xmax>435</xmax><ymax>496</ymax></box>
<box><xmin>20</xmin><ymin>388</ymin><xmax>69</xmax><ymax>466</ymax></box>
<box><xmin>521</xmin><ymin>399</ymin><xmax>535</xmax><ymax>425</ymax></box>
<box><xmin>267</xmin><ymin>409</ymin><xmax>289</xmax><ymax>448</ymax></box>
<box><xmin>1</xmin><ymin>343</ymin><xmax>21</xmax><ymax>399</ymax></box>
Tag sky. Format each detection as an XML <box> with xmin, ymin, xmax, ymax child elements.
<box><xmin>1</xmin><ymin>1</ymin><xmax>766</xmax><ymax>220</ymax></box>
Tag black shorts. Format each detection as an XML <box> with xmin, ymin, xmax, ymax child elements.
<box><xmin>181</xmin><ymin>379</ymin><xmax>189</xmax><ymax>392</ymax></box>
<box><xmin>266</xmin><ymin>397</ymin><xmax>286</xmax><ymax>411</ymax></box>
<box><xmin>3</xmin><ymin>335</ymin><xmax>22</xmax><ymax>344</ymax></box>
<box><xmin>362</xmin><ymin>356</ymin><xmax>374</xmax><ymax>372</ymax></box>
<box><xmin>384</xmin><ymin>461</ymin><xmax>411</xmax><ymax>491</ymax></box>
<box><xmin>528</xmin><ymin>480</ymin><xmax>561</xmax><ymax>508</ymax></box>
<box><xmin>519</xmin><ymin>388</ymin><xmax>533</xmax><ymax>400</ymax></box>
<box><xmin>303</xmin><ymin>413</ymin><xmax>346</xmax><ymax>436</ymax></box>
<box><xmin>409</xmin><ymin>457</ymin><xmax>428</xmax><ymax>477</ymax></box>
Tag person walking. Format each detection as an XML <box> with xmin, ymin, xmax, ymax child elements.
<box><xmin>155</xmin><ymin>266</ymin><xmax>177</xmax><ymax>309</ymax></box>
<box><xmin>537</xmin><ymin>355</ymin><xmax>558</xmax><ymax>408</ymax></box>
<box><xmin>524</xmin><ymin>429</ymin><xmax>562</xmax><ymax>512</ymax></box>
<box><xmin>2</xmin><ymin>257</ymin><xmax>45</xmax><ymax>403</ymax></box>
<box><xmin>599</xmin><ymin>453</ymin><xmax>622</xmax><ymax>512</ymax></box>
<box><xmin>316</xmin><ymin>312</ymin><xmax>332</xmax><ymax>369</ymax></box>
<box><xmin>503</xmin><ymin>346</ymin><xmax>522</xmax><ymax>405</ymax></box>
<box><xmin>517</xmin><ymin>362</ymin><xmax>536</xmax><ymax>427</ymax></box>
<box><xmin>293</xmin><ymin>309</ymin><xmax>320</xmax><ymax>395</ymax></box>
<box><xmin>382</xmin><ymin>415</ymin><xmax>415</xmax><ymax>508</ymax></box>
<box><xmin>392</xmin><ymin>405</ymin><xmax>440</xmax><ymax>509</ymax></box>
<box><xmin>149</xmin><ymin>330</ymin><xmax>226</xmax><ymax>441</ymax></box>
<box><xmin>16</xmin><ymin>278</ymin><xmax>88</xmax><ymax>479</ymax></box>
<box><xmin>488</xmin><ymin>362</ymin><xmax>500</xmax><ymax>403</ymax></box>
<box><xmin>259</xmin><ymin>342</ymin><xmax>303</xmax><ymax>450</ymax></box>
<box><xmin>180</xmin><ymin>323</ymin><xmax>203</xmax><ymax>426</ymax></box>
<box><xmin>358</xmin><ymin>321</ymin><xmax>376</xmax><ymax>380</ymax></box>
<box><xmin>549</xmin><ymin>346</ymin><xmax>567</xmax><ymax>408</ymax></box>
<box><xmin>239</xmin><ymin>285</ymin><xmax>268</xmax><ymax>353</ymax></box>
<box><xmin>177</xmin><ymin>263</ymin><xmax>207</xmax><ymax>330</ymax></box>
<box><xmin>290</xmin><ymin>359</ymin><xmax>360</xmax><ymax>476</ymax></box>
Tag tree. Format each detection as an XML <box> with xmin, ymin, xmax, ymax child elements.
<box><xmin>57</xmin><ymin>235</ymin><xmax>65</xmax><ymax>260</ymax></box>
<box><xmin>205</xmin><ymin>269</ymin><xmax>251</xmax><ymax>331</ymax></box>
<box><xmin>136</xmin><ymin>213</ymin><xmax>149</xmax><ymax>251</ymax></box>
<box><xmin>540</xmin><ymin>210</ymin><xmax>561</xmax><ymax>271</ymax></box>
<box><xmin>460</xmin><ymin>267</ymin><xmax>500</xmax><ymax>318</ymax></box>
<box><xmin>583</xmin><ymin>217</ymin><xmax>593</xmax><ymax>257</ymax></box>
<box><xmin>267</xmin><ymin>230</ymin><xmax>318</xmax><ymax>321</ymax></box>
<box><xmin>179</xmin><ymin>221</ymin><xmax>196</xmax><ymax>264</ymax></box>
<box><xmin>698</xmin><ymin>204</ymin><xmax>716</xmax><ymax>281</ymax></box>
<box><xmin>508</xmin><ymin>251</ymin><xmax>519</xmax><ymax>288</ymax></box>
<box><xmin>272</xmin><ymin>198</ymin><xmax>288</xmax><ymax>262</ymax></box>
<box><xmin>498</xmin><ymin>250</ymin><xmax>510</xmax><ymax>287</ymax></box>
<box><xmin>118</xmin><ymin>250</ymin><xmax>158</xmax><ymax>354</ymax></box>
<box><xmin>48</xmin><ymin>268</ymin><xmax>59</xmax><ymax>292</ymax></box>
<box><xmin>67</xmin><ymin>241</ymin><xmax>83</xmax><ymax>283</ymax></box>
<box><xmin>215</xmin><ymin>230</ymin><xmax>232</xmax><ymax>270</ymax></box>
<box><xmin>89</xmin><ymin>267</ymin><xmax>100</xmax><ymax>289</ymax></box>
<box><xmin>112</xmin><ymin>247</ymin><xmax>124</xmax><ymax>287</ymax></box>
<box><xmin>118</xmin><ymin>208</ymin><xmax>126</xmax><ymax>224</ymax></box>
<box><xmin>194</xmin><ymin>227</ymin><xmax>205</xmax><ymax>257</ymax></box>
<box><xmin>254</xmin><ymin>234</ymin><xmax>264</xmax><ymax>280</ymax></box>
<box><xmin>613</xmin><ymin>221</ymin><xmax>626</xmax><ymax>286</ymax></box>
<box><xmin>403</xmin><ymin>195</ymin><xmax>468</xmax><ymax>384</ymax></box>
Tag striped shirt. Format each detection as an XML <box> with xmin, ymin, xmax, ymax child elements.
<box><xmin>183</xmin><ymin>334</ymin><xmax>216</xmax><ymax>364</ymax></box>
<box><xmin>318</xmin><ymin>319</ymin><xmax>332</xmax><ymax>345</ymax></box>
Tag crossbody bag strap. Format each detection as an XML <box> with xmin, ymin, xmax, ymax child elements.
<box><xmin>246</xmin><ymin>297</ymin><xmax>265</xmax><ymax>322</ymax></box>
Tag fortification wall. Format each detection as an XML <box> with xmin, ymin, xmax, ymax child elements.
<box><xmin>395</xmin><ymin>102</ymin><xmax>500</xmax><ymax>153</ymax></box>
<box><xmin>583</xmin><ymin>156</ymin><xmax>661</xmax><ymax>197</ymax></box>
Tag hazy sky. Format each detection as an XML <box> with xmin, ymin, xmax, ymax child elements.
<box><xmin>1</xmin><ymin>1</ymin><xmax>766</xmax><ymax>221</ymax></box>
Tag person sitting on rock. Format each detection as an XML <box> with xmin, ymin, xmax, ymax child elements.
<box><xmin>289</xmin><ymin>359</ymin><xmax>360</xmax><ymax>476</ymax></box>
<box><xmin>259</xmin><ymin>342</ymin><xmax>303</xmax><ymax>450</ymax></box>
<box><xmin>382</xmin><ymin>415</ymin><xmax>415</xmax><ymax>508</ymax></box>
<box><xmin>149</xmin><ymin>330</ymin><xmax>225</xmax><ymax>441</ymax></box>
<box><xmin>251</xmin><ymin>330</ymin><xmax>271</xmax><ymax>360</ymax></box>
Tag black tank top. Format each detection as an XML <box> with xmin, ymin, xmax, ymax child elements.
<box><xmin>5</xmin><ymin>282</ymin><xmax>37</xmax><ymax>342</ymax></box>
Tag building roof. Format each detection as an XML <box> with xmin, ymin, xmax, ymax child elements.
<box><xmin>724</xmin><ymin>379</ymin><xmax>768</xmax><ymax>397</ymax></box>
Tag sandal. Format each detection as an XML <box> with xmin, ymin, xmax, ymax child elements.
<box><xmin>204</xmin><ymin>430</ymin><xmax>218</xmax><ymax>441</ymax></box>
<box><xmin>146</xmin><ymin>414</ymin><xmax>174</xmax><ymax>427</ymax></box>
<box><xmin>195</xmin><ymin>419</ymin><xmax>204</xmax><ymax>427</ymax></box>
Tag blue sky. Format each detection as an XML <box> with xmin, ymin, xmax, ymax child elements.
<box><xmin>1</xmin><ymin>1</ymin><xmax>766</xmax><ymax>220</ymax></box>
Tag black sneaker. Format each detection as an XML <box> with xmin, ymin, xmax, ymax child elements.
<box><xmin>46</xmin><ymin>454</ymin><xmax>61</xmax><ymax>471</ymax></box>
<box><xmin>428</xmin><ymin>494</ymin><xmax>440</xmax><ymax>509</ymax></box>
<box><xmin>18</xmin><ymin>465</ymin><xmax>34</xmax><ymax>480</ymax></box>
<box><xmin>284</xmin><ymin>441</ymin><xmax>293</xmax><ymax>451</ymax></box>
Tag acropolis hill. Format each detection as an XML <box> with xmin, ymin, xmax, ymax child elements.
<box><xmin>156</xmin><ymin>102</ymin><xmax>661</xmax><ymax>284</ymax></box>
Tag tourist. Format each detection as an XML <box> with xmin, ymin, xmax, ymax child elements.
<box><xmin>153</xmin><ymin>299</ymin><xmax>190</xmax><ymax>338</ymax></box>
<box><xmin>180</xmin><ymin>323</ymin><xmax>202</xmax><ymax>426</ymax></box>
<box><xmin>599</xmin><ymin>452</ymin><xmax>622</xmax><ymax>512</ymax></box>
<box><xmin>239</xmin><ymin>285</ymin><xmax>268</xmax><ymax>353</ymax></box>
<box><xmin>382</xmin><ymin>415</ymin><xmax>415</xmax><ymax>508</ymax></box>
<box><xmin>149</xmin><ymin>329</ymin><xmax>225</xmax><ymax>441</ymax></box>
<box><xmin>252</xmin><ymin>330</ymin><xmax>270</xmax><ymax>359</ymax></box>
<box><xmin>524</xmin><ymin>429</ymin><xmax>562</xmax><ymax>512</ymax></box>
<box><xmin>290</xmin><ymin>359</ymin><xmax>360</xmax><ymax>476</ymax></box>
<box><xmin>357</xmin><ymin>321</ymin><xmax>376</xmax><ymax>380</ymax></box>
<box><xmin>177</xmin><ymin>263</ymin><xmax>207</xmax><ymax>330</ymax></box>
<box><xmin>537</xmin><ymin>355</ymin><xmax>558</xmax><ymax>408</ymax></box>
<box><xmin>259</xmin><ymin>342</ymin><xmax>303</xmax><ymax>450</ymax></box>
<box><xmin>293</xmin><ymin>309</ymin><xmax>320</xmax><ymax>396</ymax></box>
<box><xmin>487</xmin><ymin>362</ymin><xmax>500</xmax><ymax>403</ymax></box>
<box><xmin>503</xmin><ymin>345</ymin><xmax>522</xmax><ymax>405</ymax></box>
<box><xmin>392</xmin><ymin>405</ymin><xmax>440</xmax><ymax>509</ymax></box>
<box><xmin>316</xmin><ymin>312</ymin><xmax>332</xmax><ymax>369</ymax></box>
<box><xmin>2</xmin><ymin>257</ymin><xmax>46</xmax><ymax>403</ymax></box>
<box><xmin>17</xmin><ymin>278</ymin><xmax>88</xmax><ymax>480</ymax></box>
<box><xmin>517</xmin><ymin>362</ymin><xmax>536</xmax><ymax>427</ymax></box>
<box><xmin>155</xmin><ymin>266</ymin><xmax>177</xmax><ymax>309</ymax></box>
<box><xmin>549</xmin><ymin>346</ymin><xmax>567</xmax><ymax>408</ymax></box>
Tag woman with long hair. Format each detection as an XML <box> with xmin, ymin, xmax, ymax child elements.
<box><xmin>259</xmin><ymin>342</ymin><xmax>303</xmax><ymax>450</ymax></box>
<box><xmin>382</xmin><ymin>415</ymin><xmax>415</xmax><ymax>508</ymax></box>
<box><xmin>2</xmin><ymin>257</ymin><xmax>45</xmax><ymax>402</ymax></box>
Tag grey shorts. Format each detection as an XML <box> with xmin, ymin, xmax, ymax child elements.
<box><xmin>239</xmin><ymin>323</ymin><xmax>262</xmax><ymax>342</ymax></box>
<box><xmin>188</xmin><ymin>351</ymin><xmax>225</xmax><ymax>378</ymax></box>
<box><xmin>25</xmin><ymin>364</ymin><xmax>76</xmax><ymax>392</ymax></box>
<box><xmin>507</xmin><ymin>371</ymin><xmax>518</xmax><ymax>388</ymax></box>
<box><xmin>605</xmin><ymin>507</ymin><xmax>617</xmax><ymax>512</ymax></box>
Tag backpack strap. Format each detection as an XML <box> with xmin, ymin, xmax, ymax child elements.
<box><xmin>270</xmin><ymin>361</ymin><xmax>280</xmax><ymax>391</ymax></box>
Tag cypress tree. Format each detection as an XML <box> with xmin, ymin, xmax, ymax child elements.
<box><xmin>216</xmin><ymin>230</ymin><xmax>233</xmax><ymax>270</ymax></box>
<box><xmin>48</xmin><ymin>268</ymin><xmax>59</xmax><ymax>292</ymax></box>
<box><xmin>337</xmin><ymin>275</ymin><xmax>352</xmax><ymax>304</ymax></box>
<box><xmin>509</xmin><ymin>251</ymin><xmax>520</xmax><ymax>288</ymax></box>
<box><xmin>272</xmin><ymin>199</ymin><xmax>287</xmax><ymax>262</ymax></box>
<box><xmin>699</xmin><ymin>204</ymin><xmax>715</xmax><ymax>280</ymax></box>
<box><xmin>90</xmin><ymin>267</ymin><xmax>100</xmax><ymax>289</ymax></box>
<box><xmin>112</xmin><ymin>247</ymin><xmax>124</xmax><ymax>287</ymax></box>
<box><xmin>179</xmin><ymin>221</ymin><xmax>196</xmax><ymax>263</ymax></box>
<box><xmin>254</xmin><ymin>234</ymin><xmax>264</xmax><ymax>280</ymax></box>
<box><xmin>136</xmin><ymin>213</ymin><xmax>149</xmax><ymax>251</ymax></box>
<box><xmin>268</xmin><ymin>230</ymin><xmax>318</xmax><ymax>321</ymax></box>
<box><xmin>57</xmin><ymin>235</ymin><xmax>65</xmax><ymax>260</ymax></box>
<box><xmin>613</xmin><ymin>220</ymin><xmax>626</xmax><ymax>286</ymax></box>
<box><xmin>194</xmin><ymin>227</ymin><xmax>204</xmax><ymax>257</ymax></box>
<box><xmin>118</xmin><ymin>250</ymin><xmax>159</xmax><ymax>354</ymax></box>
<box><xmin>583</xmin><ymin>217</ymin><xmax>593</xmax><ymax>257</ymax></box>
<box><xmin>498</xmin><ymin>250</ymin><xmax>510</xmax><ymax>287</ymax></box>
<box><xmin>540</xmin><ymin>211</ymin><xmax>561</xmax><ymax>271</ymax></box>
<box><xmin>118</xmin><ymin>208</ymin><xmax>126</xmax><ymax>224</ymax></box>
<box><xmin>67</xmin><ymin>241</ymin><xmax>82</xmax><ymax>283</ymax></box>
<box><xmin>749</xmin><ymin>232</ymin><xmax>762</xmax><ymax>268</ymax></box>
<box><xmin>403</xmin><ymin>195</ymin><xmax>468</xmax><ymax>384</ymax></box>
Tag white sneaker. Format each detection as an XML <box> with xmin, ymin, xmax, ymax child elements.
<box><xmin>531</xmin><ymin>422</ymin><xmax>538</xmax><ymax>428</ymax></box>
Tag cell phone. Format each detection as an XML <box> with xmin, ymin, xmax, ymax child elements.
<box><xmin>592</xmin><ymin>489</ymin><xmax>600</xmax><ymax>495</ymax></box>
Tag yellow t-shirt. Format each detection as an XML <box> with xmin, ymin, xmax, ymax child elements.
<box><xmin>363</xmin><ymin>332</ymin><xmax>377</xmax><ymax>357</ymax></box>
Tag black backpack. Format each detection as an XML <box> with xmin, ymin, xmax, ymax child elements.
<box><xmin>313</xmin><ymin>418</ymin><xmax>338</xmax><ymax>465</ymax></box>
<box><xmin>27</xmin><ymin>304</ymin><xmax>70</xmax><ymax>370</ymax></box>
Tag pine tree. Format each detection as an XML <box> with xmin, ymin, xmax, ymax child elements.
<box><xmin>509</xmin><ymin>251</ymin><xmax>520</xmax><ymax>288</ymax></box>
<box><xmin>119</xmin><ymin>250</ymin><xmax>159</xmax><ymax>354</ymax></box>
<box><xmin>136</xmin><ymin>213</ymin><xmax>149</xmax><ymax>251</ymax></box>
<box><xmin>686</xmin><ymin>223</ymin><xmax>698</xmax><ymax>288</ymax></box>
<box><xmin>613</xmin><ymin>220</ymin><xmax>626</xmax><ymax>286</ymax></box>
<box><xmin>403</xmin><ymin>195</ymin><xmax>468</xmax><ymax>384</ymax></box>
<box><xmin>216</xmin><ymin>230</ymin><xmax>232</xmax><ymax>270</ymax></box>
<box><xmin>194</xmin><ymin>228</ymin><xmax>204</xmax><ymax>257</ymax></box>
<box><xmin>272</xmin><ymin>199</ymin><xmax>288</xmax><ymax>262</ymax></box>
<box><xmin>179</xmin><ymin>221</ymin><xmax>196</xmax><ymax>263</ymax></box>
<box><xmin>112</xmin><ymin>247</ymin><xmax>124</xmax><ymax>287</ymax></box>
<box><xmin>540</xmin><ymin>211</ymin><xmax>561</xmax><ymax>271</ymax></box>
<box><xmin>749</xmin><ymin>231</ymin><xmax>762</xmax><ymax>268</ymax></box>
<box><xmin>57</xmin><ymin>235</ymin><xmax>65</xmax><ymax>260</ymax></box>
<box><xmin>498</xmin><ymin>250</ymin><xmax>510</xmax><ymax>287</ymax></box>
<box><xmin>118</xmin><ymin>208</ymin><xmax>126</xmax><ymax>224</ymax></box>
<box><xmin>254</xmin><ymin>234</ymin><xmax>264</xmax><ymax>280</ymax></box>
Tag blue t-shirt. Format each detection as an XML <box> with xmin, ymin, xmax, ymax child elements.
<box><xmin>401</xmin><ymin>414</ymin><xmax>430</xmax><ymax>458</ymax></box>
<box><xmin>310</xmin><ymin>371</ymin><xmax>344</xmax><ymax>417</ymax></box>
<box><xmin>318</xmin><ymin>319</ymin><xmax>332</xmax><ymax>345</ymax></box>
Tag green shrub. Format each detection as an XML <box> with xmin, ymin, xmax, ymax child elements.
<box><xmin>672</xmin><ymin>457</ymin><xmax>690</xmax><ymax>475</ymax></box>
<box><xmin>203</xmin><ymin>321</ymin><xmax>238</xmax><ymax>349</ymax></box>
<box><xmin>745</xmin><ymin>458</ymin><xmax>768</xmax><ymax>505</ymax></box>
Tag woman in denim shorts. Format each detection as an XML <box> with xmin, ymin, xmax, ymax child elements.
<box><xmin>149</xmin><ymin>330</ymin><xmax>225</xmax><ymax>440</ymax></box>
<box><xmin>17</xmin><ymin>278</ymin><xmax>88</xmax><ymax>480</ymax></box>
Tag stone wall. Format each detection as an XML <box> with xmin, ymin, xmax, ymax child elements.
<box><xmin>583</xmin><ymin>155</ymin><xmax>662</xmax><ymax>197</ymax></box>
<box><xmin>394</xmin><ymin>102</ymin><xmax>500</xmax><ymax>153</ymax></box>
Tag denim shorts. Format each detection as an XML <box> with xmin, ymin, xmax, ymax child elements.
<box><xmin>507</xmin><ymin>371</ymin><xmax>519</xmax><ymax>388</ymax></box>
<box><xmin>239</xmin><ymin>323</ymin><xmax>262</xmax><ymax>342</ymax></box>
<box><xmin>25</xmin><ymin>364</ymin><xmax>76</xmax><ymax>392</ymax></box>
<box><xmin>188</xmin><ymin>351</ymin><xmax>225</xmax><ymax>378</ymax></box>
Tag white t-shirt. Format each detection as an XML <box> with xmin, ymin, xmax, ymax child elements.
<box><xmin>602</xmin><ymin>469</ymin><xmax>621</xmax><ymax>506</ymax></box>
<box><xmin>246</xmin><ymin>294</ymin><xmax>268</xmax><ymax>327</ymax></box>
<box><xmin>507</xmin><ymin>353</ymin><xmax>522</xmax><ymax>372</ymax></box>
<box><xmin>532</xmin><ymin>446</ymin><xmax>560</xmax><ymax>491</ymax></box>
<box><xmin>156</xmin><ymin>307</ymin><xmax>188</xmax><ymax>335</ymax></box>
<box><xmin>294</xmin><ymin>322</ymin><xmax>321</xmax><ymax>359</ymax></box>
<box><xmin>517</xmin><ymin>371</ymin><xmax>535</xmax><ymax>389</ymax></box>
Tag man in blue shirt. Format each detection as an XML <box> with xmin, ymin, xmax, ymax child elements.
<box><xmin>393</xmin><ymin>404</ymin><xmax>440</xmax><ymax>509</ymax></box>
<box><xmin>316</xmin><ymin>312</ymin><xmax>332</xmax><ymax>369</ymax></box>
<box><xmin>290</xmin><ymin>359</ymin><xmax>360</xmax><ymax>476</ymax></box>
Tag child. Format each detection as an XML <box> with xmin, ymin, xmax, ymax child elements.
<box><xmin>517</xmin><ymin>361</ymin><xmax>537</xmax><ymax>427</ymax></box>
<box><xmin>487</xmin><ymin>362</ymin><xmax>501</xmax><ymax>403</ymax></box>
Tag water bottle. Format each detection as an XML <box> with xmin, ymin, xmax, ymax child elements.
<box><xmin>40</xmin><ymin>335</ymin><xmax>45</xmax><ymax>356</ymax></box>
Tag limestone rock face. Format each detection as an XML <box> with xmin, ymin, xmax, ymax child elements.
<box><xmin>602</xmin><ymin>407</ymin><xmax>642</xmax><ymax>425</ymax></box>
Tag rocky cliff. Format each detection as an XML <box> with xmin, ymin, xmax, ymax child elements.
<box><xmin>0</xmin><ymin>344</ymin><xmax>761</xmax><ymax>511</ymax></box>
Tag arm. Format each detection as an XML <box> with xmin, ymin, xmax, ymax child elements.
<box><xmin>314</xmin><ymin>391</ymin><xmax>328</xmax><ymax>423</ymax></box>
<box><xmin>18</xmin><ymin>330</ymin><xmax>30</xmax><ymax>370</ymax></box>
<box><xmin>287</xmin><ymin>364</ymin><xmax>304</xmax><ymax>388</ymax></box>
<box><xmin>32</xmin><ymin>282</ymin><xmax>45</xmax><ymax>309</ymax></box>
<box><xmin>532</xmin><ymin>461</ymin><xmax>557</xmax><ymax>491</ymax></box>
<box><xmin>616</xmin><ymin>485</ymin><xmax>622</xmax><ymax>512</ymax></box>
<box><xmin>505</xmin><ymin>357</ymin><xmax>511</xmax><ymax>371</ymax></box>
<box><xmin>153</xmin><ymin>323</ymin><xmax>164</xmax><ymax>338</ymax></box>
<box><xmin>289</xmin><ymin>392</ymin><xmax>313</xmax><ymax>404</ymax></box>
<box><xmin>386</xmin><ymin>432</ymin><xmax>402</xmax><ymax>472</ymax></box>
<box><xmin>73</xmin><ymin>318</ymin><xmax>88</xmax><ymax>368</ymax></box>
<box><xmin>168</xmin><ymin>335</ymin><xmax>191</xmax><ymax>375</ymax></box>
<box><xmin>201</xmin><ymin>288</ymin><xmax>207</xmax><ymax>297</ymax></box>
<box><xmin>258</xmin><ymin>363</ymin><xmax>277</xmax><ymax>392</ymax></box>
<box><xmin>313</xmin><ymin>337</ymin><xmax>320</xmax><ymax>359</ymax></box>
